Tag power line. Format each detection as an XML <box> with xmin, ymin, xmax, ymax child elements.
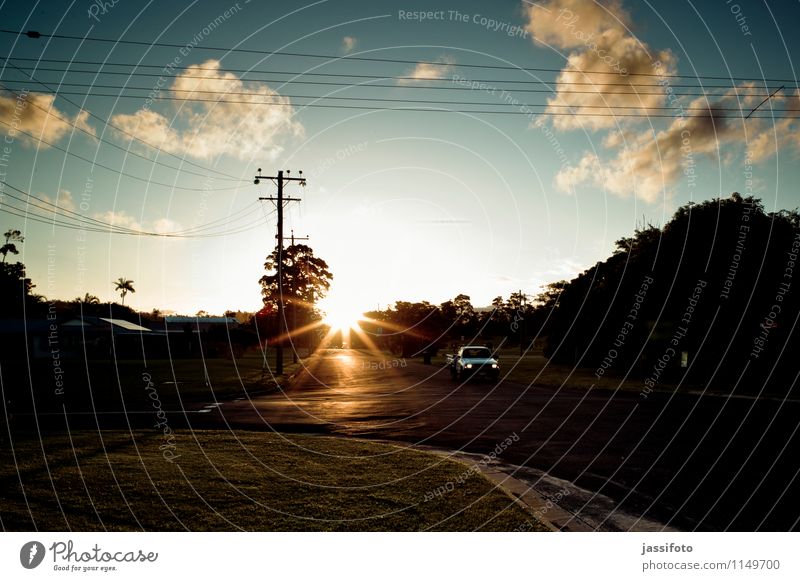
<box><xmin>0</xmin><ymin>118</ymin><xmax>253</xmax><ymax>190</ymax></box>
<box><xmin>164</xmin><ymin>201</ymin><xmax>261</xmax><ymax>234</ymax></box>
<box><xmin>0</xmin><ymin>194</ymin><xmax>275</xmax><ymax>237</ymax></box>
<box><xmin>4</xmin><ymin>29</ymin><xmax>799</xmax><ymax>83</ymax></box>
<box><xmin>5</xmin><ymin>57</ymin><xmax>795</xmax><ymax>119</ymax></box>
<box><xmin>3</xmin><ymin>189</ymin><xmax>144</xmax><ymax>235</ymax></box>
<box><xmin>5</xmin><ymin>57</ymin><xmax>796</xmax><ymax>89</ymax></box>
<box><xmin>1</xmin><ymin>202</ymin><xmax>274</xmax><ymax>237</ymax></box>
<box><xmin>0</xmin><ymin>180</ymin><xmax>274</xmax><ymax>237</ymax></box>
<box><xmin>746</xmin><ymin>85</ymin><xmax>785</xmax><ymax>119</ymax></box>
<box><xmin>2</xmin><ymin>78</ymin><xmax>789</xmax><ymax>100</ymax></box>
<box><xmin>1</xmin><ymin>94</ymin><xmax>794</xmax><ymax>119</ymax></box>
<box><xmin>2</xmin><ymin>81</ymin><xmax>795</xmax><ymax>112</ymax></box>
<box><xmin>3</xmin><ymin>73</ymin><xmax>783</xmax><ymax>96</ymax></box>
<box><xmin>0</xmin><ymin>188</ymin><xmax>266</xmax><ymax>237</ymax></box>
<box><xmin>3</xmin><ymin>67</ymin><xmax>794</xmax><ymax>118</ymax></box>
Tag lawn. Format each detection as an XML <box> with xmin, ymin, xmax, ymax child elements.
<box><xmin>420</xmin><ymin>346</ymin><xmax>643</xmax><ymax>391</ymax></box>
<box><xmin>430</xmin><ymin>345</ymin><xmax>706</xmax><ymax>394</ymax></box>
<box><xmin>2</xmin><ymin>349</ymin><xmax>303</xmax><ymax>414</ymax></box>
<box><xmin>0</xmin><ymin>430</ymin><xmax>546</xmax><ymax>532</ymax></box>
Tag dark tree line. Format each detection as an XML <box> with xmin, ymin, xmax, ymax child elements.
<box><xmin>541</xmin><ymin>194</ymin><xmax>800</xmax><ymax>393</ymax></box>
<box><xmin>7</xmin><ymin>193</ymin><xmax>800</xmax><ymax>394</ymax></box>
<box><xmin>359</xmin><ymin>194</ymin><xmax>800</xmax><ymax>394</ymax></box>
<box><xmin>360</xmin><ymin>291</ymin><xmax>544</xmax><ymax>357</ymax></box>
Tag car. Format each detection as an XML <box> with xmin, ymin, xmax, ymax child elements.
<box><xmin>446</xmin><ymin>345</ymin><xmax>500</xmax><ymax>381</ymax></box>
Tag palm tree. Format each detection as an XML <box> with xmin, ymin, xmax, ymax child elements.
<box><xmin>1</xmin><ymin>229</ymin><xmax>24</xmax><ymax>263</ymax></box>
<box><xmin>75</xmin><ymin>293</ymin><xmax>100</xmax><ymax>304</ymax></box>
<box><xmin>113</xmin><ymin>278</ymin><xmax>135</xmax><ymax>305</ymax></box>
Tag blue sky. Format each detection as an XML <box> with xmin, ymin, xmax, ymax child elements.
<box><xmin>1</xmin><ymin>0</ymin><xmax>798</xmax><ymax>316</ymax></box>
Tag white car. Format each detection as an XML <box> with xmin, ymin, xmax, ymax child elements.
<box><xmin>446</xmin><ymin>345</ymin><xmax>500</xmax><ymax>381</ymax></box>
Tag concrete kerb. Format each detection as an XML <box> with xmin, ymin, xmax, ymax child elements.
<box><xmin>368</xmin><ymin>439</ymin><xmax>592</xmax><ymax>532</ymax></box>
<box><xmin>420</xmin><ymin>447</ymin><xmax>591</xmax><ymax>532</ymax></box>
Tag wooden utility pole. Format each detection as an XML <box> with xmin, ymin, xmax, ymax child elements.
<box><xmin>518</xmin><ymin>289</ymin><xmax>533</xmax><ymax>355</ymax></box>
<box><xmin>255</xmin><ymin>169</ymin><xmax>306</xmax><ymax>374</ymax></box>
<box><xmin>281</xmin><ymin>230</ymin><xmax>310</xmax><ymax>363</ymax></box>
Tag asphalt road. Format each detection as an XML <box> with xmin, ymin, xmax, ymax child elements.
<box><xmin>190</xmin><ymin>349</ymin><xmax>799</xmax><ymax>531</ymax></box>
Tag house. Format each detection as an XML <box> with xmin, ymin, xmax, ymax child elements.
<box><xmin>61</xmin><ymin>316</ymin><xmax>160</xmax><ymax>358</ymax></box>
<box><xmin>163</xmin><ymin>316</ymin><xmax>239</xmax><ymax>332</ymax></box>
<box><xmin>0</xmin><ymin>316</ymin><xmax>159</xmax><ymax>360</ymax></box>
<box><xmin>162</xmin><ymin>316</ymin><xmax>250</xmax><ymax>358</ymax></box>
<box><xmin>0</xmin><ymin>319</ymin><xmax>54</xmax><ymax>359</ymax></box>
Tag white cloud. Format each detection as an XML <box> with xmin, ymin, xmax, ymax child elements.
<box><xmin>341</xmin><ymin>36</ymin><xmax>358</xmax><ymax>53</ymax></box>
<box><xmin>747</xmin><ymin>103</ymin><xmax>800</xmax><ymax>162</ymax></box>
<box><xmin>525</xmin><ymin>1</ymin><xmax>800</xmax><ymax>202</ymax></box>
<box><xmin>0</xmin><ymin>92</ymin><xmax>94</xmax><ymax>146</ymax></box>
<box><xmin>40</xmin><ymin>189</ymin><xmax>76</xmax><ymax>212</ymax></box>
<box><xmin>526</xmin><ymin>0</ymin><xmax>630</xmax><ymax>49</ymax></box>
<box><xmin>93</xmin><ymin>210</ymin><xmax>142</xmax><ymax>231</ymax></box>
<box><xmin>400</xmin><ymin>55</ymin><xmax>456</xmax><ymax>83</ymax></box>
<box><xmin>91</xmin><ymin>210</ymin><xmax>186</xmax><ymax>236</ymax></box>
<box><xmin>111</xmin><ymin>59</ymin><xmax>303</xmax><ymax>161</ymax></box>
<box><xmin>555</xmin><ymin>86</ymin><xmax>800</xmax><ymax>202</ymax></box>
<box><xmin>524</xmin><ymin>0</ymin><xmax>676</xmax><ymax>131</ymax></box>
<box><xmin>152</xmin><ymin>217</ymin><xmax>183</xmax><ymax>234</ymax></box>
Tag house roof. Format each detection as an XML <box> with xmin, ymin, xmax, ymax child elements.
<box><xmin>164</xmin><ymin>316</ymin><xmax>238</xmax><ymax>325</ymax></box>
<box><xmin>0</xmin><ymin>319</ymin><xmax>52</xmax><ymax>334</ymax></box>
<box><xmin>62</xmin><ymin>316</ymin><xmax>151</xmax><ymax>332</ymax></box>
<box><xmin>99</xmin><ymin>317</ymin><xmax>151</xmax><ymax>331</ymax></box>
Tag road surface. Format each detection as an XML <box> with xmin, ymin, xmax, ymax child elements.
<box><xmin>191</xmin><ymin>349</ymin><xmax>799</xmax><ymax>531</ymax></box>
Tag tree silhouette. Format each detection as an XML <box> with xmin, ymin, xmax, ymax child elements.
<box><xmin>1</xmin><ymin>229</ymin><xmax>24</xmax><ymax>263</ymax></box>
<box><xmin>113</xmin><ymin>278</ymin><xmax>135</xmax><ymax>305</ymax></box>
<box><xmin>537</xmin><ymin>194</ymin><xmax>800</xmax><ymax>393</ymax></box>
<box><xmin>374</xmin><ymin>300</ymin><xmax>440</xmax><ymax>357</ymax></box>
<box><xmin>260</xmin><ymin>244</ymin><xmax>332</xmax><ymax>311</ymax></box>
<box><xmin>259</xmin><ymin>244</ymin><xmax>332</xmax><ymax>346</ymax></box>
<box><xmin>439</xmin><ymin>294</ymin><xmax>477</xmax><ymax>339</ymax></box>
<box><xmin>0</xmin><ymin>261</ymin><xmax>37</xmax><ymax>315</ymax></box>
<box><xmin>75</xmin><ymin>293</ymin><xmax>100</xmax><ymax>304</ymax></box>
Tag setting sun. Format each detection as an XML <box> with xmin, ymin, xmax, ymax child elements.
<box><xmin>320</xmin><ymin>297</ymin><xmax>365</xmax><ymax>332</ymax></box>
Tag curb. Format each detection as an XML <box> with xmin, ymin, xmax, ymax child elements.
<box><xmin>368</xmin><ymin>439</ymin><xmax>593</xmax><ymax>532</ymax></box>
<box><xmin>424</xmin><ymin>448</ymin><xmax>593</xmax><ymax>532</ymax></box>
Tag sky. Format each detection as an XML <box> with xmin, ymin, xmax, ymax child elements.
<box><xmin>1</xmin><ymin>0</ymin><xmax>799</xmax><ymax>317</ymax></box>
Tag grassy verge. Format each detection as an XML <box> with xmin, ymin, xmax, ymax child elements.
<box><xmin>426</xmin><ymin>346</ymin><xmax>702</xmax><ymax>394</ymax></box>
<box><xmin>2</xmin><ymin>349</ymin><xmax>303</xmax><ymax>413</ymax></box>
<box><xmin>495</xmin><ymin>348</ymin><xmax>621</xmax><ymax>389</ymax></box>
<box><xmin>491</xmin><ymin>348</ymin><xmax>720</xmax><ymax>394</ymax></box>
<box><xmin>0</xmin><ymin>430</ymin><xmax>546</xmax><ymax>532</ymax></box>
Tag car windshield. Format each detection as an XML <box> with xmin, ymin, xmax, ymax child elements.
<box><xmin>463</xmin><ymin>348</ymin><xmax>491</xmax><ymax>358</ymax></box>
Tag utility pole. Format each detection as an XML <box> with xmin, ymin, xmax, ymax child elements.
<box><xmin>280</xmin><ymin>230</ymin><xmax>310</xmax><ymax>363</ymax></box>
<box><xmin>287</xmin><ymin>230</ymin><xmax>309</xmax><ymax>246</ymax></box>
<box><xmin>518</xmin><ymin>289</ymin><xmax>532</xmax><ymax>356</ymax></box>
<box><xmin>255</xmin><ymin>168</ymin><xmax>306</xmax><ymax>374</ymax></box>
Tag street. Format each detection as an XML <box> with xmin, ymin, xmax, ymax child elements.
<box><xmin>191</xmin><ymin>349</ymin><xmax>799</xmax><ymax>531</ymax></box>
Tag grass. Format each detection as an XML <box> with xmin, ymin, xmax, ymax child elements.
<box><xmin>492</xmin><ymin>348</ymin><xmax>733</xmax><ymax>395</ymax></box>
<box><xmin>427</xmin><ymin>345</ymin><xmax>693</xmax><ymax>394</ymax></box>
<box><xmin>0</xmin><ymin>430</ymin><xmax>547</xmax><ymax>532</ymax></box>
<box><xmin>495</xmin><ymin>348</ymin><xmax>617</xmax><ymax>389</ymax></box>
<box><xmin>2</xmin><ymin>349</ymin><xmax>303</xmax><ymax>413</ymax></box>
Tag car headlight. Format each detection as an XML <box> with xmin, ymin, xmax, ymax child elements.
<box><xmin>465</xmin><ymin>364</ymin><xmax>473</xmax><ymax>369</ymax></box>
<box><xmin>491</xmin><ymin>364</ymin><xmax>498</xmax><ymax>369</ymax></box>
